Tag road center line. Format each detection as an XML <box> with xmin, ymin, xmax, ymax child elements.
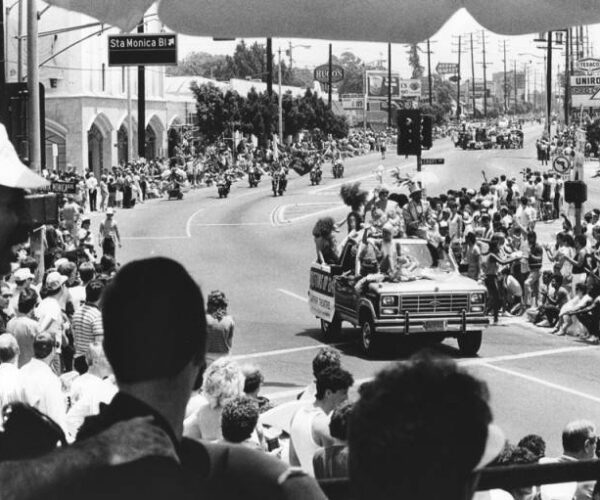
<box><xmin>185</xmin><ymin>208</ymin><xmax>205</xmax><ymax>238</ymax></box>
<box><xmin>278</xmin><ymin>288</ymin><xmax>309</xmax><ymax>303</ymax></box>
<box><xmin>478</xmin><ymin>362</ymin><xmax>600</xmax><ymax>404</ymax></box>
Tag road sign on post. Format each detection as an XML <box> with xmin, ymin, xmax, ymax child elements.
<box><xmin>552</xmin><ymin>155</ymin><xmax>572</xmax><ymax>174</ymax></box>
<box><xmin>436</xmin><ymin>62</ymin><xmax>459</xmax><ymax>75</ymax></box>
<box><xmin>108</xmin><ymin>34</ymin><xmax>178</xmax><ymax>66</ymax></box>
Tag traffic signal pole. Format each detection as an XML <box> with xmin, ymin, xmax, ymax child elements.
<box><xmin>27</xmin><ymin>0</ymin><xmax>41</xmax><ymax>173</ymax></box>
<box><xmin>387</xmin><ymin>42</ymin><xmax>392</xmax><ymax>126</ymax></box>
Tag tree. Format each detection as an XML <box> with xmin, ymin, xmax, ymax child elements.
<box><xmin>408</xmin><ymin>44</ymin><xmax>424</xmax><ymax>79</ymax></box>
<box><xmin>166</xmin><ymin>52</ymin><xmax>227</xmax><ymax>77</ymax></box>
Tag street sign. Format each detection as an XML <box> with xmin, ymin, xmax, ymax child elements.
<box><xmin>575</xmin><ymin>58</ymin><xmax>600</xmax><ymax>73</ymax></box>
<box><xmin>108</xmin><ymin>34</ymin><xmax>178</xmax><ymax>66</ymax></box>
<box><xmin>421</xmin><ymin>158</ymin><xmax>445</xmax><ymax>165</ymax></box>
<box><xmin>51</xmin><ymin>181</ymin><xmax>78</xmax><ymax>194</ymax></box>
<box><xmin>436</xmin><ymin>62</ymin><xmax>458</xmax><ymax>75</ymax></box>
<box><xmin>552</xmin><ymin>155</ymin><xmax>571</xmax><ymax>174</ymax></box>
<box><xmin>570</xmin><ymin>75</ymin><xmax>600</xmax><ymax>107</ymax></box>
<box><xmin>314</xmin><ymin>64</ymin><xmax>344</xmax><ymax>84</ymax></box>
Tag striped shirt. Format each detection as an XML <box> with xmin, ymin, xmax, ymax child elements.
<box><xmin>71</xmin><ymin>303</ymin><xmax>103</xmax><ymax>357</ymax></box>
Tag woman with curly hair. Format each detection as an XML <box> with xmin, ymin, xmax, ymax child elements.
<box><xmin>205</xmin><ymin>290</ymin><xmax>235</xmax><ymax>364</ymax></box>
<box><xmin>313</xmin><ymin>217</ymin><xmax>339</xmax><ymax>265</ymax></box>
<box><xmin>183</xmin><ymin>357</ymin><xmax>245</xmax><ymax>441</ymax></box>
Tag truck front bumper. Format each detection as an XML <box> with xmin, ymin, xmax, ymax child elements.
<box><xmin>374</xmin><ymin>312</ymin><xmax>490</xmax><ymax>336</ymax></box>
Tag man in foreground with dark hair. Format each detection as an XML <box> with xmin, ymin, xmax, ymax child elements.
<box><xmin>349</xmin><ymin>354</ymin><xmax>505</xmax><ymax>500</ymax></box>
<box><xmin>290</xmin><ymin>365</ymin><xmax>354</xmax><ymax>475</ymax></box>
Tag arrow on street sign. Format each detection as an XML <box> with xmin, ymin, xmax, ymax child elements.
<box><xmin>421</xmin><ymin>158</ymin><xmax>445</xmax><ymax>165</ymax></box>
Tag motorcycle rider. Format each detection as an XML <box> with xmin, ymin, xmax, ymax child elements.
<box><xmin>310</xmin><ymin>160</ymin><xmax>322</xmax><ymax>184</ymax></box>
<box><xmin>271</xmin><ymin>162</ymin><xmax>288</xmax><ymax>193</ymax></box>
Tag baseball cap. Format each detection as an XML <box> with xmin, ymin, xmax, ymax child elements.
<box><xmin>45</xmin><ymin>271</ymin><xmax>68</xmax><ymax>291</ymax></box>
<box><xmin>33</xmin><ymin>332</ymin><xmax>56</xmax><ymax>359</ymax></box>
<box><xmin>0</xmin><ymin>123</ymin><xmax>49</xmax><ymax>189</ymax></box>
<box><xmin>13</xmin><ymin>268</ymin><xmax>34</xmax><ymax>282</ymax></box>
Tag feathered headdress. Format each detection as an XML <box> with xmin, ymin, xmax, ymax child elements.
<box><xmin>340</xmin><ymin>182</ymin><xmax>369</xmax><ymax>211</ymax></box>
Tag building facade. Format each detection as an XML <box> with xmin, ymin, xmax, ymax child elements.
<box><xmin>6</xmin><ymin>2</ymin><xmax>192</xmax><ymax>175</ymax></box>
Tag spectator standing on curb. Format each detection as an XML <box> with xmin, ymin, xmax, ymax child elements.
<box><xmin>0</xmin><ymin>333</ymin><xmax>28</xmax><ymax>410</ymax></box>
<box><xmin>6</xmin><ymin>288</ymin><xmax>39</xmax><ymax>367</ymax></box>
<box><xmin>98</xmin><ymin>208</ymin><xmax>122</xmax><ymax>258</ymax></box>
<box><xmin>20</xmin><ymin>332</ymin><xmax>68</xmax><ymax>435</ymax></box>
<box><xmin>205</xmin><ymin>290</ymin><xmax>235</xmax><ymax>364</ymax></box>
<box><xmin>71</xmin><ymin>280</ymin><xmax>105</xmax><ymax>373</ymax></box>
<box><xmin>0</xmin><ymin>282</ymin><xmax>13</xmax><ymax>333</ymax></box>
<box><xmin>87</xmin><ymin>173</ymin><xmax>98</xmax><ymax>212</ymax></box>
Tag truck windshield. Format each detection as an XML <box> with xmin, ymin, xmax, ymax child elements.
<box><xmin>400</xmin><ymin>242</ymin><xmax>456</xmax><ymax>273</ymax></box>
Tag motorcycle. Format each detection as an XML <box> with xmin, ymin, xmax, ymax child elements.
<box><xmin>217</xmin><ymin>178</ymin><xmax>232</xmax><ymax>198</ymax></box>
<box><xmin>309</xmin><ymin>167</ymin><xmax>322</xmax><ymax>186</ymax></box>
<box><xmin>248</xmin><ymin>169</ymin><xmax>261</xmax><ymax>187</ymax></box>
<box><xmin>167</xmin><ymin>181</ymin><xmax>183</xmax><ymax>200</ymax></box>
<box><xmin>272</xmin><ymin>173</ymin><xmax>286</xmax><ymax>196</ymax></box>
<box><xmin>332</xmin><ymin>162</ymin><xmax>344</xmax><ymax>179</ymax></box>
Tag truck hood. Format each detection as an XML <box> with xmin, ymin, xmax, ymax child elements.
<box><xmin>369</xmin><ymin>272</ymin><xmax>486</xmax><ymax>294</ymax></box>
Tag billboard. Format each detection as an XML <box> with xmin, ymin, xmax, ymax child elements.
<box><xmin>366</xmin><ymin>72</ymin><xmax>421</xmax><ymax>98</ymax></box>
<box><xmin>366</xmin><ymin>71</ymin><xmax>400</xmax><ymax>98</ymax></box>
<box><xmin>570</xmin><ymin>75</ymin><xmax>600</xmax><ymax>108</ymax></box>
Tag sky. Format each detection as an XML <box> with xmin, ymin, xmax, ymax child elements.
<box><xmin>176</xmin><ymin>8</ymin><xmax>600</xmax><ymax>89</ymax></box>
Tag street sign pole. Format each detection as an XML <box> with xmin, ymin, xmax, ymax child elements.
<box><xmin>137</xmin><ymin>20</ymin><xmax>145</xmax><ymax>158</ymax></box>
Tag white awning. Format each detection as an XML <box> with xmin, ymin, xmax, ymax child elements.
<box><xmin>46</xmin><ymin>0</ymin><xmax>600</xmax><ymax>44</ymax></box>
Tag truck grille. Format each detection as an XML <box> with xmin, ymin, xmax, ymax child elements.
<box><xmin>400</xmin><ymin>294</ymin><xmax>469</xmax><ymax>314</ymax></box>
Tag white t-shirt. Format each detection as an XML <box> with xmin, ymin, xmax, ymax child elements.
<box><xmin>66</xmin><ymin>373</ymin><xmax>117</xmax><ymax>437</ymax></box>
<box><xmin>36</xmin><ymin>297</ymin><xmax>64</xmax><ymax>348</ymax></box>
<box><xmin>289</xmin><ymin>406</ymin><xmax>329</xmax><ymax>476</ymax></box>
<box><xmin>20</xmin><ymin>358</ymin><xmax>67</xmax><ymax>434</ymax></box>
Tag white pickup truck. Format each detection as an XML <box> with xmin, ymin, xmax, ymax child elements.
<box><xmin>309</xmin><ymin>232</ymin><xmax>489</xmax><ymax>356</ymax></box>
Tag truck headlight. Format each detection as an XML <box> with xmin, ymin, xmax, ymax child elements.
<box><xmin>381</xmin><ymin>296</ymin><xmax>398</xmax><ymax>306</ymax></box>
<box><xmin>470</xmin><ymin>293</ymin><xmax>484</xmax><ymax>304</ymax></box>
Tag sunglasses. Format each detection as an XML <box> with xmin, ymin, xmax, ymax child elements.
<box><xmin>1</xmin><ymin>294</ymin><xmax>12</xmax><ymax>298</ymax></box>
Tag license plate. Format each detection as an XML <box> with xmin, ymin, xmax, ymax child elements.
<box><xmin>424</xmin><ymin>320</ymin><xmax>446</xmax><ymax>331</ymax></box>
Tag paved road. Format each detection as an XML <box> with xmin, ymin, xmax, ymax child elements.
<box><xmin>96</xmin><ymin>124</ymin><xmax>600</xmax><ymax>457</ymax></box>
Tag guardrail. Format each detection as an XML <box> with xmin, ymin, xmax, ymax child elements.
<box><xmin>318</xmin><ymin>460</ymin><xmax>600</xmax><ymax>499</ymax></box>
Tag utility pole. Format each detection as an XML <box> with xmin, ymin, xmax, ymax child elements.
<box><xmin>503</xmin><ymin>40</ymin><xmax>508</xmax><ymax>113</ymax></box>
<box><xmin>288</xmin><ymin>41</ymin><xmax>293</xmax><ymax>74</ymax></box>
<box><xmin>27</xmin><ymin>0</ymin><xmax>40</xmax><ymax>173</ymax></box>
<box><xmin>266</xmin><ymin>38</ymin><xmax>273</xmax><ymax>97</ymax></box>
<box><xmin>470</xmin><ymin>33</ymin><xmax>476</xmax><ymax>117</ymax></box>
<box><xmin>278</xmin><ymin>47</ymin><xmax>283</xmax><ymax>143</ymax></box>
<box><xmin>17</xmin><ymin>0</ymin><xmax>23</xmax><ymax>81</ymax></box>
<box><xmin>478</xmin><ymin>30</ymin><xmax>489</xmax><ymax>118</ymax></box>
<box><xmin>565</xmin><ymin>28</ymin><xmax>570</xmax><ymax>126</ymax></box>
<box><xmin>363</xmin><ymin>65</ymin><xmax>367</xmax><ymax>132</ymax></box>
<box><xmin>455</xmin><ymin>35</ymin><xmax>462</xmax><ymax>120</ymax></box>
<box><xmin>328</xmin><ymin>43</ymin><xmax>332</xmax><ymax>108</ymax></box>
<box><xmin>427</xmin><ymin>39</ymin><xmax>433</xmax><ymax>105</ymax></box>
<box><xmin>513</xmin><ymin>60</ymin><xmax>518</xmax><ymax>112</ymax></box>
<box><xmin>387</xmin><ymin>42</ymin><xmax>392</xmax><ymax>126</ymax></box>
<box><xmin>137</xmin><ymin>19</ymin><xmax>145</xmax><ymax>158</ymax></box>
<box><xmin>547</xmin><ymin>31</ymin><xmax>552</xmax><ymax>137</ymax></box>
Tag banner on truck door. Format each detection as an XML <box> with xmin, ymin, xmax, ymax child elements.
<box><xmin>309</xmin><ymin>264</ymin><xmax>335</xmax><ymax>322</ymax></box>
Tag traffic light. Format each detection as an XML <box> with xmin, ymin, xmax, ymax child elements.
<box><xmin>421</xmin><ymin>115</ymin><xmax>433</xmax><ymax>150</ymax></box>
<box><xmin>397</xmin><ymin>110</ymin><xmax>421</xmax><ymax>156</ymax></box>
